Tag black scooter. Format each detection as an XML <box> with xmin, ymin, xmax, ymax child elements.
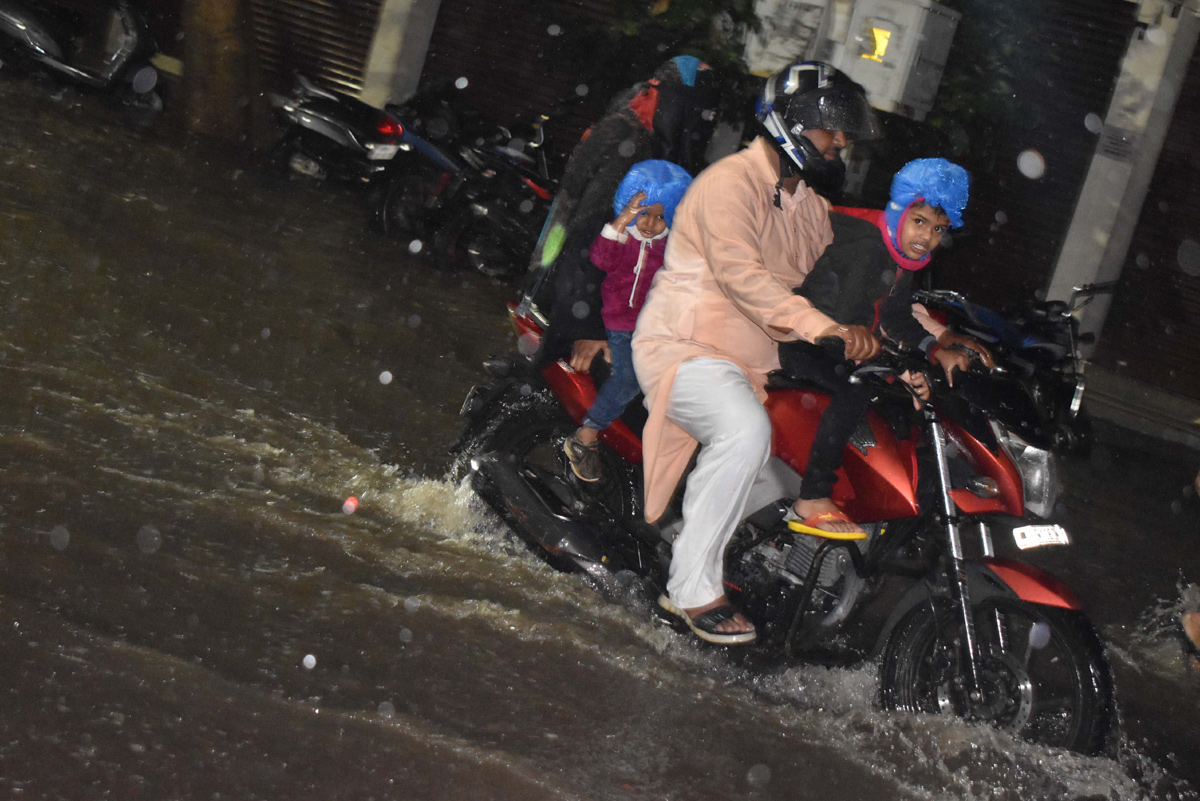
<box><xmin>0</xmin><ymin>0</ymin><xmax>159</xmax><ymax>103</ymax></box>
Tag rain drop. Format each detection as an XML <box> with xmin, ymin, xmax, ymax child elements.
<box><xmin>378</xmin><ymin>701</ymin><xmax>396</xmax><ymax>718</ymax></box>
<box><xmin>1177</xmin><ymin>239</ymin><xmax>1200</xmax><ymax>277</ymax></box>
<box><xmin>879</xmin><ymin>269</ymin><xmax>893</xmax><ymax>285</ymax></box>
<box><xmin>1135</xmin><ymin>252</ymin><xmax>1150</xmax><ymax>269</ymax></box>
<box><xmin>519</xmin><ymin>199</ymin><xmax>534</xmax><ymax>214</ymax></box>
<box><xmin>379</xmin><ymin>371</ymin><xmax>394</xmax><ymax>385</ymax></box>
<box><xmin>1084</xmin><ymin>112</ymin><xmax>1103</xmax><ymax>134</ymax></box>
<box><xmin>454</xmin><ymin>76</ymin><xmax>469</xmax><ymax>90</ymax></box>
<box><xmin>303</xmin><ymin>654</ymin><xmax>317</xmax><ymax>669</ymax></box>
<box><xmin>399</xmin><ymin>628</ymin><xmax>414</xmax><ymax>643</ymax></box>
<box><xmin>1145</xmin><ymin>25</ymin><xmax>1168</xmax><ymax>45</ymax></box>
<box><xmin>571</xmin><ymin>301</ymin><xmax>590</xmax><ymax>319</ymax></box>
<box><xmin>519</xmin><ymin>383</ymin><xmax>533</xmax><ymax>397</ymax></box>
<box><xmin>1017</xmin><ymin>149</ymin><xmax>1045</xmax><ymax>180</ymax></box>
<box><xmin>618</xmin><ymin>140</ymin><xmax>636</xmax><ymax>158</ymax></box>
<box><xmin>260</xmin><ymin>327</ymin><xmax>271</xmax><ymax>340</ymax></box>
<box><xmin>547</xmin><ymin>24</ymin><xmax>562</xmax><ymax>36</ymax></box>
<box><xmin>575</xmin><ymin>84</ymin><xmax>589</xmax><ymax>97</ymax></box>
<box><xmin>517</xmin><ymin>333</ymin><xmax>539</xmax><ymax>356</ymax></box>
<box><xmin>50</xmin><ymin>525</ymin><xmax>69</xmax><ymax>551</ymax></box>
<box><xmin>747</xmin><ymin>763</ymin><xmax>772</xmax><ymax>787</ymax></box>
<box><xmin>995</xmin><ymin>210</ymin><xmax>1008</xmax><ymax>225</ymax></box>
<box><xmin>1158</xmin><ymin>200</ymin><xmax>1170</xmax><ymax>213</ymax></box>
<box><xmin>343</xmin><ymin>497</ymin><xmax>359</xmax><ymax>514</ymax></box>
<box><xmin>408</xmin><ymin>239</ymin><xmax>424</xmax><ymax>254</ymax></box>
<box><xmin>408</xmin><ymin>314</ymin><xmax>422</xmax><ymax>328</ymax></box>
<box><xmin>801</xmin><ymin>394</ymin><xmax>816</xmax><ymax>409</ymax></box>
<box><xmin>252</xmin><ymin>464</ymin><xmax>266</xmax><ymax>483</ymax></box>
<box><xmin>404</xmin><ymin>596</ymin><xmax>422</xmax><ymax>613</ymax></box>
<box><xmin>137</xmin><ymin>525</ymin><xmax>162</xmax><ymax>554</ymax></box>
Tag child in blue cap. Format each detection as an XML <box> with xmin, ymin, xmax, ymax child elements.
<box><xmin>779</xmin><ymin>157</ymin><xmax>994</xmax><ymax>534</ymax></box>
<box><xmin>563</xmin><ymin>159</ymin><xmax>692</xmax><ymax>483</ymax></box>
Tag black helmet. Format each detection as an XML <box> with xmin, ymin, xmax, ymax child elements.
<box><xmin>755</xmin><ymin>61</ymin><xmax>881</xmax><ymax>194</ymax></box>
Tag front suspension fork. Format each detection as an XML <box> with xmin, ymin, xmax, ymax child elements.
<box><xmin>929</xmin><ymin>415</ymin><xmax>984</xmax><ymax>701</ymax></box>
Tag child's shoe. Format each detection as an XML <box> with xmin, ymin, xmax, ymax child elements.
<box><xmin>563</xmin><ymin>432</ymin><xmax>603</xmax><ymax>483</ymax></box>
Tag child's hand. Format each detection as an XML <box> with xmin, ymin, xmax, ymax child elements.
<box><xmin>614</xmin><ymin>191</ymin><xmax>649</xmax><ymax>229</ymax></box>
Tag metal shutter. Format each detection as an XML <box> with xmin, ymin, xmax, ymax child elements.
<box><xmin>247</xmin><ymin>0</ymin><xmax>384</xmax><ymax>95</ymax></box>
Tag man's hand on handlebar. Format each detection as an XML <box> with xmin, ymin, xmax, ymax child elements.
<box><xmin>569</xmin><ymin>339</ymin><xmax>610</xmax><ymax>372</ymax></box>
<box><xmin>817</xmin><ymin>323</ymin><xmax>881</xmax><ymax>362</ymax></box>
<box><xmin>937</xmin><ymin>330</ymin><xmax>995</xmax><ymax>369</ymax></box>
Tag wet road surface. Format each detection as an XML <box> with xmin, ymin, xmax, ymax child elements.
<box><xmin>1</xmin><ymin>75</ymin><xmax>1199</xmax><ymax>800</ymax></box>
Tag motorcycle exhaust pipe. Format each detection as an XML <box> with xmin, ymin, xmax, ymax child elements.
<box><xmin>468</xmin><ymin>452</ymin><xmax>613</xmax><ymax>580</ymax></box>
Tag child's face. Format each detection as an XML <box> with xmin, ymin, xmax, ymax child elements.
<box><xmin>898</xmin><ymin>203</ymin><xmax>951</xmax><ymax>259</ymax></box>
<box><xmin>634</xmin><ymin>202</ymin><xmax>667</xmax><ymax>238</ymax></box>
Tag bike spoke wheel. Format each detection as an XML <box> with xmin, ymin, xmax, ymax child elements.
<box><xmin>880</xmin><ymin>596</ymin><xmax>1113</xmax><ymax>754</ymax></box>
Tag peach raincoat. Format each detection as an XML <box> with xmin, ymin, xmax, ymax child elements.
<box><xmin>631</xmin><ymin>138</ymin><xmax>838</xmax><ymax>523</ymax></box>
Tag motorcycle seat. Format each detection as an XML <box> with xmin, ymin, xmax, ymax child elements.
<box><xmin>765</xmin><ymin>370</ymin><xmax>829</xmax><ymax>394</ymax></box>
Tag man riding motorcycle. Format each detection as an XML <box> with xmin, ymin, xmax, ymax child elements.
<box><xmin>631</xmin><ymin>61</ymin><xmax>896</xmax><ymax>645</ymax></box>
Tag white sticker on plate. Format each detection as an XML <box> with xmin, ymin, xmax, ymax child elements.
<box><xmin>367</xmin><ymin>144</ymin><xmax>399</xmax><ymax>160</ymax></box>
<box><xmin>1012</xmin><ymin>524</ymin><xmax>1070</xmax><ymax>550</ymax></box>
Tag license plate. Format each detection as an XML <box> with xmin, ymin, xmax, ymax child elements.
<box><xmin>367</xmin><ymin>144</ymin><xmax>399</xmax><ymax>160</ymax></box>
<box><xmin>1012</xmin><ymin>524</ymin><xmax>1070</xmax><ymax>550</ymax></box>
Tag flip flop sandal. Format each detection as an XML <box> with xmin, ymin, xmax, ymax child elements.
<box><xmin>787</xmin><ymin>510</ymin><xmax>868</xmax><ymax>540</ymax></box>
<box><xmin>658</xmin><ymin>594</ymin><xmax>756</xmax><ymax>645</ymax></box>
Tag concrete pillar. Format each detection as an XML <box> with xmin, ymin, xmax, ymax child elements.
<box><xmin>359</xmin><ymin>0</ymin><xmax>442</xmax><ymax>109</ymax></box>
<box><xmin>182</xmin><ymin>0</ymin><xmax>251</xmax><ymax>140</ymax></box>
<box><xmin>1046</xmin><ymin>0</ymin><xmax>1200</xmax><ymax>354</ymax></box>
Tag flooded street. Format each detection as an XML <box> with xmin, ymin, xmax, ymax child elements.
<box><xmin>1</xmin><ymin>77</ymin><xmax>1198</xmax><ymax>800</ymax></box>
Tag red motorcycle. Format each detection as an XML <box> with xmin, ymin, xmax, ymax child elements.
<box><xmin>455</xmin><ymin>288</ymin><xmax>1114</xmax><ymax>754</ymax></box>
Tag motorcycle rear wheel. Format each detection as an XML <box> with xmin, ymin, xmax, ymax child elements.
<box><xmin>435</xmin><ymin>208</ymin><xmax>523</xmax><ymax>278</ymax></box>
<box><xmin>471</xmin><ymin>397</ymin><xmax>641</xmax><ymax>524</ymax></box>
<box><xmin>879</xmin><ymin>597</ymin><xmax>1112</xmax><ymax>754</ymax></box>
<box><xmin>379</xmin><ymin>171</ymin><xmax>439</xmax><ymax>240</ymax></box>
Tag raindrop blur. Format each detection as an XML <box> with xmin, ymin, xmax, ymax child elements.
<box><xmin>575</xmin><ymin>84</ymin><xmax>589</xmax><ymax>97</ymax></box>
<box><xmin>1135</xmin><ymin>252</ymin><xmax>1150</xmax><ymax>268</ymax></box>
<box><xmin>517</xmin><ymin>333</ymin><xmax>539</xmax><ymax>356</ymax></box>
<box><xmin>995</xmin><ymin>210</ymin><xmax>1008</xmax><ymax>225</ymax></box>
<box><xmin>1177</xmin><ymin>239</ymin><xmax>1200</xmax><ymax>277</ymax></box>
<box><xmin>260</xmin><ymin>327</ymin><xmax>271</xmax><ymax>339</ymax></box>
<box><xmin>1017</xmin><ymin>149</ymin><xmax>1046</xmax><ymax>179</ymax></box>
<box><xmin>519</xmin><ymin>199</ymin><xmax>534</xmax><ymax>214</ymax></box>
<box><xmin>571</xmin><ymin>301</ymin><xmax>590</xmax><ymax>319</ymax></box>
<box><xmin>407</xmin><ymin>314</ymin><xmax>422</xmax><ymax>328</ymax></box>
<box><xmin>509</xmin><ymin>138</ymin><xmax>527</xmax><ymax>152</ymax></box>
<box><xmin>454</xmin><ymin>76</ymin><xmax>468</xmax><ymax>90</ymax></box>
<box><xmin>1158</xmin><ymin>199</ymin><xmax>1170</xmax><ymax>212</ymax></box>
<box><xmin>618</xmin><ymin>140</ymin><xmax>636</xmax><ymax>158</ymax></box>
<box><xmin>879</xmin><ymin>269</ymin><xmax>892</xmax><ymax>285</ymax></box>
<box><xmin>408</xmin><ymin>239</ymin><xmax>423</xmax><ymax>254</ymax></box>
<box><xmin>252</xmin><ymin>464</ymin><xmax>266</xmax><ymax>483</ymax></box>
<box><xmin>656</xmin><ymin>42</ymin><xmax>669</xmax><ymax>52</ymax></box>
<box><xmin>303</xmin><ymin>654</ymin><xmax>317</xmax><ymax>669</ymax></box>
<box><xmin>404</xmin><ymin>596</ymin><xmax>422</xmax><ymax>613</ymax></box>
<box><xmin>940</xmin><ymin>231</ymin><xmax>954</xmax><ymax>248</ymax></box>
<box><xmin>547</xmin><ymin>24</ymin><xmax>562</xmax><ymax>36</ymax></box>
<box><xmin>50</xmin><ymin>525</ymin><xmax>69</xmax><ymax>551</ymax></box>
<box><xmin>342</xmin><ymin>496</ymin><xmax>359</xmax><ymax>514</ymax></box>
<box><xmin>399</xmin><ymin>628</ymin><xmax>414</xmax><ymax>643</ymax></box>
<box><xmin>379</xmin><ymin>371</ymin><xmax>394</xmax><ymax>385</ymax></box>
<box><xmin>747</xmin><ymin>763</ymin><xmax>772</xmax><ymax>788</ymax></box>
<box><xmin>519</xmin><ymin>383</ymin><xmax>533</xmax><ymax>397</ymax></box>
<box><xmin>137</xmin><ymin>525</ymin><xmax>162</xmax><ymax>554</ymax></box>
<box><xmin>1146</xmin><ymin>25</ymin><xmax>1168</xmax><ymax>45</ymax></box>
<box><xmin>1084</xmin><ymin>112</ymin><xmax>1103</xmax><ymax>134</ymax></box>
<box><xmin>801</xmin><ymin>394</ymin><xmax>816</xmax><ymax>409</ymax></box>
<box><xmin>378</xmin><ymin>701</ymin><xmax>396</xmax><ymax>718</ymax></box>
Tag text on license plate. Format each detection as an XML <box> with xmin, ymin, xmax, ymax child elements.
<box><xmin>367</xmin><ymin>144</ymin><xmax>399</xmax><ymax>160</ymax></box>
<box><xmin>1012</xmin><ymin>524</ymin><xmax>1071</xmax><ymax>550</ymax></box>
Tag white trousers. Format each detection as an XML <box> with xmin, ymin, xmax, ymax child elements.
<box><xmin>664</xmin><ymin>358</ymin><xmax>772</xmax><ymax>609</ymax></box>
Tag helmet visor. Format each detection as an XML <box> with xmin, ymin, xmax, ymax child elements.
<box><xmin>787</xmin><ymin>85</ymin><xmax>882</xmax><ymax>142</ymax></box>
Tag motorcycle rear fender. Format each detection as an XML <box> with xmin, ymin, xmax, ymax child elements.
<box><xmin>868</xmin><ymin>557</ymin><xmax>1083</xmax><ymax>658</ymax></box>
<box><xmin>540</xmin><ymin>360</ymin><xmax>643</xmax><ymax>465</ymax></box>
<box><xmin>0</xmin><ymin>4</ymin><xmax>62</xmax><ymax>59</ymax></box>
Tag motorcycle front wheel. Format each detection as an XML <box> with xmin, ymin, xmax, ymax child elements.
<box><xmin>435</xmin><ymin>207</ymin><xmax>524</xmax><ymax>278</ymax></box>
<box><xmin>879</xmin><ymin>597</ymin><xmax>1113</xmax><ymax>754</ymax></box>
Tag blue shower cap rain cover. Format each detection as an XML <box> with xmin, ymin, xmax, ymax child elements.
<box><xmin>612</xmin><ymin>159</ymin><xmax>693</xmax><ymax>229</ymax></box>
<box><xmin>886</xmin><ymin>158</ymin><xmax>970</xmax><ymax>231</ymax></box>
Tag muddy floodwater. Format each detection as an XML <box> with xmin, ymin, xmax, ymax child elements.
<box><xmin>1</xmin><ymin>77</ymin><xmax>1199</xmax><ymax>801</ymax></box>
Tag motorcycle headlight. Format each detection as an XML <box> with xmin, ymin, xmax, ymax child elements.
<box><xmin>989</xmin><ymin>420</ymin><xmax>1061</xmax><ymax>519</ymax></box>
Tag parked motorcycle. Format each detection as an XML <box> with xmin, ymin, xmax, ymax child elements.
<box><xmin>0</xmin><ymin>0</ymin><xmax>160</xmax><ymax>104</ymax></box>
<box><xmin>453</xmin><ymin>287</ymin><xmax>1114</xmax><ymax>754</ymax></box>
<box><xmin>265</xmin><ymin>74</ymin><xmax>428</xmax><ymax>187</ymax></box>
<box><xmin>912</xmin><ymin>281</ymin><xmax>1116</xmax><ymax>453</ymax></box>
<box><xmin>374</xmin><ymin>109</ymin><xmax>556</xmax><ymax>278</ymax></box>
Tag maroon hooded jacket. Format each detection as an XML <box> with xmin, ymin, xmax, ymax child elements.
<box><xmin>588</xmin><ymin>223</ymin><xmax>669</xmax><ymax>331</ymax></box>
